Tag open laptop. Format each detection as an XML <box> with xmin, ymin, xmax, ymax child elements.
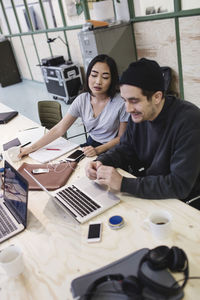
<box><xmin>0</xmin><ymin>160</ymin><xmax>29</xmax><ymax>243</ymax></box>
<box><xmin>0</xmin><ymin>111</ymin><xmax>18</xmax><ymax>124</ymax></box>
<box><xmin>24</xmin><ymin>169</ymin><xmax>120</xmax><ymax>224</ymax></box>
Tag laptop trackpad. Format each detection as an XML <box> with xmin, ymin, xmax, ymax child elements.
<box><xmin>74</xmin><ymin>178</ymin><xmax>119</xmax><ymax>200</ymax></box>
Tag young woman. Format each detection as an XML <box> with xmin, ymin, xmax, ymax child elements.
<box><xmin>19</xmin><ymin>54</ymin><xmax>129</xmax><ymax>158</ymax></box>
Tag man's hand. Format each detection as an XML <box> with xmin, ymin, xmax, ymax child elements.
<box><xmin>85</xmin><ymin>161</ymin><xmax>102</xmax><ymax>180</ymax></box>
<box><xmin>96</xmin><ymin>165</ymin><xmax>122</xmax><ymax>192</ymax></box>
<box><xmin>82</xmin><ymin>146</ymin><xmax>97</xmax><ymax>157</ymax></box>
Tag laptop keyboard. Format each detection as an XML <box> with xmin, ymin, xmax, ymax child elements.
<box><xmin>0</xmin><ymin>205</ymin><xmax>17</xmax><ymax>238</ymax></box>
<box><xmin>56</xmin><ymin>185</ymin><xmax>101</xmax><ymax>217</ymax></box>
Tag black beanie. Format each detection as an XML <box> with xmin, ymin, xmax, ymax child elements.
<box><xmin>120</xmin><ymin>58</ymin><xmax>164</xmax><ymax>92</ymax></box>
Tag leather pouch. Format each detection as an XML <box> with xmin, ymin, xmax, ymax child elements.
<box><xmin>18</xmin><ymin>161</ymin><xmax>77</xmax><ymax>190</ymax></box>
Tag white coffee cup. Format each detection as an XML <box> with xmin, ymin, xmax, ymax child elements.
<box><xmin>0</xmin><ymin>244</ymin><xmax>24</xmax><ymax>278</ymax></box>
<box><xmin>7</xmin><ymin>146</ymin><xmax>21</xmax><ymax>162</ymax></box>
<box><xmin>144</xmin><ymin>210</ymin><xmax>172</xmax><ymax>240</ymax></box>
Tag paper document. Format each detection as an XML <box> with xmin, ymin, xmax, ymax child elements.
<box><xmin>29</xmin><ymin>137</ymin><xmax>78</xmax><ymax>163</ymax></box>
<box><xmin>18</xmin><ymin>127</ymin><xmax>45</xmax><ymax>145</ymax></box>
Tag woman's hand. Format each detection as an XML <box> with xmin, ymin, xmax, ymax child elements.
<box><xmin>18</xmin><ymin>146</ymin><xmax>32</xmax><ymax>159</ymax></box>
<box><xmin>82</xmin><ymin>146</ymin><xmax>97</xmax><ymax>157</ymax></box>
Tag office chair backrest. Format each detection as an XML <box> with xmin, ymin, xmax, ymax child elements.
<box><xmin>161</xmin><ymin>66</ymin><xmax>171</xmax><ymax>94</ymax></box>
<box><xmin>38</xmin><ymin>100</ymin><xmax>62</xmax><ymax>130</ymax></box>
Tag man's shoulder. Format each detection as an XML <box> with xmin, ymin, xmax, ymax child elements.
<box><xmin>167</xmin><ymin>96</ymin><xmax>200</xmax><ymax>118</ymax></box>
<box><xmin>169</xmin><ymin>96</ymin><xmax>199</xmax><ymax>110</ymax></box>
<box><xmin>168</xmin><ymin>97</ymin><xmax>200</xmax><ymax>131</ymax></box>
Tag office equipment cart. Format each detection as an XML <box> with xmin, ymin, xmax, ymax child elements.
<box><xmin>41</xmin><ymin>62</ymin><xmax>83</xmax><ymax>104</ymax></box>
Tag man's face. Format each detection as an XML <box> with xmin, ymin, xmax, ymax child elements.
<box><xmin>120</xmin><ymin>84</ymin><xmax>161</xmax><ymax>123</ymax></box>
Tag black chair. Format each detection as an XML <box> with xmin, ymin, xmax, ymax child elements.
<box><xmin>161</xmin><ymin>66</ymin><xmax>172</xmax><ymax>94</ymax></box>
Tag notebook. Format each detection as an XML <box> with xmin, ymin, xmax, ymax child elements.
<box><xmin>0</xmin><ymin>160</ymin><xmax>29</xmax><ymax>243</ymax></box>
<box><xmin>0</xmin><ymin>111</ymin><xmax>18</xmax><ymax>124</ymax></box>
<box><xmin>29</xmin><ymin>137</ymin><xmax>78</xmax><ymax>163</ymax></box>
<box><xmin>24</xmin><ymin>169</ymin><xmax>120</xmax><ymax>224</ymax></box>
<box><xmin>3</xmin><ymin>137</ymin><xmax>21</xmax><ymax>151</ymax></box>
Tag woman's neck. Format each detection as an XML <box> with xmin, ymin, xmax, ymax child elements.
<box><xmin>91</xmin><ymin>94</ymin><xmax>110</xmax><ymax>102</ymax></box>
<box><xmin>90</xmin><ymin>94</ymin><xmax>110</xmax><ymax>118</ymax></box>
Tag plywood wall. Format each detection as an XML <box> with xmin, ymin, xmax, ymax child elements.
<box><xmin>134</xmin><ymin>19</ymin><xmax>179</xmax><ymax>97</ymax></box>
<box><xmin>179</xmin><ymin>16</ymin><xmax>200</xmax><ymax>107</ymax></box>
<box><xmin>133</xmin><ymin>17</ymin><xmax>200</xmax><ymax>107</ymax></box>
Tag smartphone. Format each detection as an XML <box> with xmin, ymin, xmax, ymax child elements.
<box><xmin>32</xmin><ymin>168</ymin><xmax>49</xmax><ymax>174</ymax></box>
<box><xmin>87</xmin><ymin>222</ymin><xmax>102</xmax><ymax>243</ymax></box>
<box><xmin>65</xmin><ymin>149</ymin><xmax>85</xmax><ymax>162</ymax></box>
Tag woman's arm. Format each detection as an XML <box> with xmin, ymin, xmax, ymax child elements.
<box><xmin>19</xmin><ymin>113</ymin><xmax>77</xmax><ymax>157</ymax></box>
<box><xmin>83</xmin><ymin>122</ymin><xmax>127</xmax><ymax>157</ymax></box>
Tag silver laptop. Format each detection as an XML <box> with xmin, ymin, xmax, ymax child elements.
<box><xmin>0</xmin><ymin>160</ymin><xmax>29</xmax><ymax>243</ymax></box>
<box><xmin>24</xmin><ymin>169</ymin><xmax>120</xmax><ymax>224</ymax></box>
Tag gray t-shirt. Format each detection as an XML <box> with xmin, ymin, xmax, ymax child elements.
<box><xmin>67</xmin><ymin>92</ymin><xmax>129</xmax><ymax>144</ymax></box>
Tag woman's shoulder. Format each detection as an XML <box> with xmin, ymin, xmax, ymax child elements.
<box><xmin>73</xmin><ymin>92</ymin><xmax>90</xmax><ymax>103</ymax></box>
<box><xmin>111</xmin><ymin>93</ymin><xmax>125</xmax><ymax>104</ymax></box>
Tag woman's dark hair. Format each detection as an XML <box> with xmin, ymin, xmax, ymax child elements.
<box><xmin>84</xmin><ymin>54</ymin><xmax>119</xmax><ymax>98</ymax></box>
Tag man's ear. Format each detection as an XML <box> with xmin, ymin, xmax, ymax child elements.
<box><xmin>153</xmin><ymin>91</ymin><xmax>163</xmax><ymax>104</ymax></box>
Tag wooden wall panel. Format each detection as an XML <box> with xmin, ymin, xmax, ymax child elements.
<box><xmin>179</xmin><ymin>16</ymin><xmax>200</xmax><ymax>107</ymax></box>
<box><xmin>133</xmin><ymin>19</ymin><xmax>179</xmax><ymax>96</ymax></box>
<box><xmin>11</xmin><ymin>37</ymin><xmax>32</xmax><ymax>80</ymax></box>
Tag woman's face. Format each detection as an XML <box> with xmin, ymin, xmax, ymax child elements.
<box><xmin>88</xmin><ymin>62</ymin><xmax>111</xmax><ymax>97</ymax></box>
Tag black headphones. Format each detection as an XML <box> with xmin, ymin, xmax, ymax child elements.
<box><xmin>84</xmin><ymin>246</ymin><xmax>189</xmax><ymax>300</ymax></box>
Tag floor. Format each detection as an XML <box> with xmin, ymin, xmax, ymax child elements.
<box><xmin>0</xmin><ymin>80</ymin><xmax>86</xmax><ymax>145</ymax></box>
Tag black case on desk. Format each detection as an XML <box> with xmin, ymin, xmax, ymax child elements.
<box><xmin>71</xmin><ymin>248</ymin><xmax>184</xmax><ymax>300</ymax></box>
<box><xmin>41</xmin><ymin>63</ymin><xmax>82</xmax><ymax>104</ymax></box>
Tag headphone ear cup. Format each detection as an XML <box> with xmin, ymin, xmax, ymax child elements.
<box><xmin>122</xmin><ymin>275</ymin><xmax>142</xmax><ymax>296</ymax></box>
<box><xmin>169</xmin><ymin>247</ymin><xmax>187</xmax><ymax>272</ymax></box>
<box><xmin>147</xmin><ymin>246</ymin><xmax>171</xmax><ymax>270</ymax></box>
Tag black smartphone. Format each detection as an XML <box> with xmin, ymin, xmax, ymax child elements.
<box><xmin>87</xmin><ymin>222</ymin><xmax>102</xmax><ymax>243</ymax></box>
<box><xmin>65</xmin><ymin>149</ymin><xmax>85</xmax><ymax>162</ymax></box>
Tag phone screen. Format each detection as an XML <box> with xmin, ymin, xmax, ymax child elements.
<box><xmin>66</xmin><ymin>150</ymin><xmax>84</xmax><ymax>161</ymax></box>
<box><xmin>88</xmin><ymin>223</ymin><xmax>101</xmax><ymax>239</ymax></box>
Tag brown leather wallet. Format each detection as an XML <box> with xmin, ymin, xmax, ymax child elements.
<box><xmin>18</xmin><ymin>161</ymin><xmax>77</xmax><ymax>190</ymax></box>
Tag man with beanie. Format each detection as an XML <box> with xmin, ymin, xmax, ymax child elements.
<box><xmin>85</xmin><ymin>58</ymin><xmax>200</xmax><ymax>209</ymax></box>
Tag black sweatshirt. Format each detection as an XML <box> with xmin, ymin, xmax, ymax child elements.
<box><xmin>97</xmin><ymin>96</ymin><xmax>200</xmax><ymax>201</ymax></box>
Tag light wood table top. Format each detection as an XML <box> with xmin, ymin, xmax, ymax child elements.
<box><xmin>0</xmin><ymin>103</ymin><xmax>200</xmax><ymax>300</ymax></box>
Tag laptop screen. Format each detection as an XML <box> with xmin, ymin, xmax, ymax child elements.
<box><xmin>3</xmin><ymin>160</ymin><xmax>28</xmax><ymax>226</ymax></box>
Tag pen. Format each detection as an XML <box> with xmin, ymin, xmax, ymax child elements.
<box><xmin>45</xmin><ymin>148</ymin><xmax>60</xmax><ymax>151</ymax></box>
<box><xmin>21</xmin><ymin>142</ymin><xmax>31</xmax><ymax>148</ymax></box>
<box><xmin>20</xmin><ymin>127</ymin><xmax>39</xmax><ymax>131</ymax></box>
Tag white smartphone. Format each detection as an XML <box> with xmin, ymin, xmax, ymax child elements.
<box><xmin>87</xmin><ymin>222</ymin><xmax>102</xmax><ymax>243</ymax></box>
<box><xmin>32</xmin><ymin>168</ymin><xmax>49</xmax><ymax>174</ymax></box>
<box><xmin>65</xmin><ymin>149</ymin><xmax>85</xmax><ymax>162</ymax></box>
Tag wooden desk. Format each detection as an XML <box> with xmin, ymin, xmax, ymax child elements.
<box><xmin>0</xmin><ymin>103</ymin><xmax>200</xmax><ymax>299</ymax></box>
